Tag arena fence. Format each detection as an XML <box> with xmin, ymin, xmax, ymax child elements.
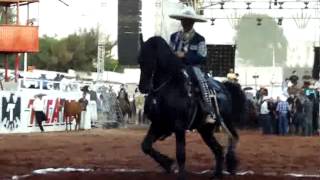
<box><xmin>0</xmin><ymin>78</ymin><xmax>148</xmax><ymax>133</ymax></box>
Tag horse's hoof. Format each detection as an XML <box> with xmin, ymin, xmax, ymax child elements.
<box><xmin>177</xmin><ymin>172</ymin><xmax>186</xmax><ymax>180</ymax></box>
<box><xmin>162</xmin><ymin>159</ymin><xmax>175</xmax><ymax>173</ymax></box>
<box><xmin>170</xmin><ymin>162</ymin><xmax>179</xmax><ymax>174</ymax></box>
<box><xmin>226</xmin><ymin>169</ymin><xmax>237</xmax><ymax>176</ymax></box>
<box><xmin>210</xmin><ymin>172</ymin><xmax>223</xmax><ymax>180</ymax></box>
<box><xmin>225</xmin><ymin>154</ymin><xmax>238</xmax><ymax>175</ymax></box>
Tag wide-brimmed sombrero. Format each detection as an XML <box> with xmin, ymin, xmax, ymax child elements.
<box><xmin>169</xmin><ymin>6</ymin><xmax>207</xmax><ymax>23</ymax></box>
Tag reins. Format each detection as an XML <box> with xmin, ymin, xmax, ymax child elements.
<box><xmin>151</xmin><ymin>76</ymin><xmax>172</xmax><ymax>93</ymax></box>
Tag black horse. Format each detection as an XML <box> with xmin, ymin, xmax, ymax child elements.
<box><xmin>138</xmin><ymin>36</ymin><xmax>247</xmax><ymax>179</ymax></box>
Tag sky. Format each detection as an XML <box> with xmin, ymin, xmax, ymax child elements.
<box><xmin>21</xmin><ymin>0</ymin><xmax>117</xmax><ymax>39</ymax></box>
<box><xmin>19</xmin><ymin>0</ymin><xmax>320</xmax><ymax>43</ymax></box>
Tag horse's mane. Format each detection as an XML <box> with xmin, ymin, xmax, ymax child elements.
<box><xmin>140</xmin><ymin>36</ymin><xmax>185</xmax><ymax>76</ymax></box>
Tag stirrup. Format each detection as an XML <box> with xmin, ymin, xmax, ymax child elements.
<box><xmin>205</xmin><ymin>114</ymin><xmax>216</xmax><ymax>124</ymax></box>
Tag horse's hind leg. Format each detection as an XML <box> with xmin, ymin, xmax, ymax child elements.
<box><xmin>141</xmin><ymin>125</ymin><xmax>174</xmax><ymax>173</ymax></box>
<box><xmin>198</xmin><ymin>125</ymin><xmax>224</xmax><ymax>178</ymax></box>
<box><xmin>76</xmin><ymin>113</ymin><xmax>81</xmax><ymax>131</ymax></box>
<box><xmin>223</xmin><ymin>119</ymin><xmax>239</xmax><ymax>175</ymax></box>
<box><xmin>225</xmin><ymin>137</ymin><xmax>238</xmax><ymax>175</ymax></box>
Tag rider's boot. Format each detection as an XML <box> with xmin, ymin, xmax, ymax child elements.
<box><xmin>191</xmin><ymin>66</ymin><xmax>217</xmax><ymax>124</ymax></box>
<box><xmin>205</xmin><ymin>113</ymin><xmax>216</xmax><ymax>124</ymax></box>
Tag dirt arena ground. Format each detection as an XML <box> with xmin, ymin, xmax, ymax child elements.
<box><xmin>0</xmin><ymin>128</ymin><xmax>319</xmax><ymax>180</ymax></box>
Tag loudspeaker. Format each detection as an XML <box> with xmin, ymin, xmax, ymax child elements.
<box><xmin>202</xmin><ymin>45</ymin><xmax>236</xmax><ymax>77</ymax></box>
<box><xmin>118</xmin><ymin>0</ymin><xmax>141</xmax><ymax>65</ymax></box>
<box><xmin>312</xmin><ymin>46</ymin><xmax>320</xmax><ymax>80</ymax></box>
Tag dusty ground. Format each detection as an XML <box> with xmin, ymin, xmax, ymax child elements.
<box><xmin>0</xmin><ymin>128</ymin><xmax>319</xmax><ymax>180</ymax></box>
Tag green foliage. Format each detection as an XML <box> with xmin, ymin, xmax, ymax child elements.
<box><xmin>235</xmin><ymin>14</ymin><xmax>288</xmax><ymax>66</ymax></box>
<box><xmin>105</xmin><ymin>59</ymin><xmax>123</xmax><ymax>72</ymax></box>
<box><xmin>28</xmin><ymin>28</ymin><xmax>120</xmax><ymax>72</ymax></box>
<box><xmin>0</xmin><ymin>7</ymin><xmax>15</xmax><ymax>24</ymax></box>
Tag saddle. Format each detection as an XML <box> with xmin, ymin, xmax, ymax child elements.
<box><xmin>183</xmin><ymin>70</ymin><xmax>222</xmax><ymax>98</ymax></box>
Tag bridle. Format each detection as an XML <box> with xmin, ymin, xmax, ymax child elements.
<box><xmin>151</xmin><ymin>76</ymin><xmax>172</xmax><ymax>93</ymax></box>
<box><xmin>148</xmin><ymin>54</ymin><xmax>173</xmax><ymax>94</ymax></box>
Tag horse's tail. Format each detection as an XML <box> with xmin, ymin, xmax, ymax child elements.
<box><xmin>223</xmin><ymin>81</ymin><xmax>247</xmax><ymax>124</ymax></box>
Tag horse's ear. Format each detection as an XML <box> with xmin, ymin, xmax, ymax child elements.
<box><xmin>138</xmin><ymin>33</ymin><xmax>144</xmax><ymax>64</ymax></box>
<box><xmin>139</xmin><ymin>33</ymin><xmax>144</xmax><ymax>50</ymax></box>
<box><xmin>139</xmin><ymin>33</ymin><xmax>144</xmax><ymax>44</ymax></box>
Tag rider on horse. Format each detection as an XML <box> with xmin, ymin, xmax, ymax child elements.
<box><xmin>169</xmin><ymin>6</ymin><xmax>215</xmax><ymax>124</ymax></box>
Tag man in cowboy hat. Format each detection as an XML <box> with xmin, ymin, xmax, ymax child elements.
<box><xmin>169</xmin><ymin>6</ymin><xmax>215</xmax><ymax>124</ymax></box>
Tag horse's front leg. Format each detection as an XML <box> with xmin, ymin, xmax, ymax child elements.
<box><xmin>70</xmin><ymin>117</ymin><xmax>73</xmax><ymax>131</ymax></box>
<box><xmin>175</xmin><ymin>130</ymin><xmax>186</xmax><ymax>180</ymax></box>
<box><xmin>141</xmin><ymin>125</ymin><xmax>174</xmax><ymax>173</ymax></box>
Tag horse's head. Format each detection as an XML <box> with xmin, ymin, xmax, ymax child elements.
<box><xmin>138</xmin><ymin>37</ymin><xmax>158</xmax><ymax>94</ymax></box>
<box><xmin>138</xmin><ymin>36</ymin><xmax>185</xmax><ymax>94</ymax></box>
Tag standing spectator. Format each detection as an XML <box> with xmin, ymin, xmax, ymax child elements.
<box><xmin>282</xmin><ymin>78</ymin><xmax>290</xmax><ymax>96</ymax></box>
<box><xmin>292</xmin><ymin>95</ymin><xmax>304</xmax><ymax>135</ymax></box>
<box><xmin>269</xmin><ymin>97</ymin><xmax>278</xmax><ymax>135</ymax></box>
<box><xmin>310</xmin><ymin>91</ymin><xmax>319</xmax><ymax>134</ymax></box>
<box><xmin>0</xmin><ymin>72</ymin><xmax>3</xmax><ymax>90</ymax></box>
<box><xmin>287</xmin><ymin>95</ymin><xmax>295</xmax><ymax>134</ymax></box>
<box><xmin>227</xmin><ymin>68</ymin><xmax>237</xmax><ymax>82</ymax></box>
<box><xmin>303</xmin><ymin>95</ymin><xmax>313</xmax><ymax>136</ymax></box>
<box><xmin>79</xmin><ymin>92</ymin><xmax>89</xmax><ymax>129</ymax></box>
<box><xmin>53</xmin><ymin>73</ymin><xmax>60</xmax><ymax>90</ymax></box>
<box><xmin>79</xmin><ymin>92</ymin><xmax>88</xmax><ymax>112</ymax></box>
<box><xmin>276</xmin><ymin>95</ymin><xmax>290</xmax><ymax>135</ymax></box>
<box><xmin>259</xmin><ymin>96</ymin><xmax>272</xmax><ymax>134</ymax></box>
<box><xmin>33</xmin><ymin>94</ymin><xmax>46</xmax><ymax>132</ymax></box>
<box><xmin>302</xmin><ymin>70</ymin><xmax>312</xmax><ymax>88</ymax></box>
<box><xmin>289</xmin><ymin>70</ymin><xmax>299</xmax><ymax>86</ymax></box>
<box><xmin>39</xmin><ymin>74</ymin><xmax>48</xmax><ymax>90</ymax></box>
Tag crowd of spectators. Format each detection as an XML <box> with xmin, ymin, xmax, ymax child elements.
<box><xmin>255</xmin><ymin>70</ymin><xmax>320</xmax><ymax>136</ymax></box>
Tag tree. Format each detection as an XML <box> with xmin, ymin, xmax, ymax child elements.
<box><xmin>29</xmin><ymin>35</ymin><xmax>71</xmax><ymax>71</ymax></box>
<box><xmin>0</xmin><ymin>7</ymin><xmax>15</xmax><ymax>24</ymax></box>
<box><xmin>235</xmin><ymin>14</ymin><xmax>288</xmax><ymax>66</ymax></box>
<box><xmin>29</xmin><ymin>28</ymin><xmax>120</xmax><ymax>72</ymax></box>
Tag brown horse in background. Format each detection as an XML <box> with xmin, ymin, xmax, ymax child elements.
<box><xmin>63</xmin><ymin>100</ymin><xmax>82</xmax><ymax>131</ymax></box>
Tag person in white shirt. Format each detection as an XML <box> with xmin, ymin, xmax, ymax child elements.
<box><xmin>259</xmin><ymin>96</ymin><xmax>272</xmax><ymax>134</ymax></box>
<box><xmin>33</xmin><ymin>94</ymin><xmax>46</xmax><ymax>132</ymax></box>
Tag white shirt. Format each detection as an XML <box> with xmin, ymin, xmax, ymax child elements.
<box><xmin>260</xmin><ymin>101</ymin><xmax>270</xmax><ymax>114</ymax></box>
<box><xmin>33</xmin><ymin>97</ymin><xmax>44</xmax><ymax>112</ymax></box>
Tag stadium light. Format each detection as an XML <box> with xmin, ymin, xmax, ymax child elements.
<box><xmin>246</xmin><ymin>2</ymin><xmax>251</xmax><ymax>9</ymax></box>
<box><xmin>278</xmin><ymin>17</ymin><xmax>283</xmax><ymax>25</ymax></box>
<box><xmin>304</xmin><ymin>1</ymin><xmax>309</xmax><ymax>9</ymax></box>
<box><xmin>278</xmin><ymin>2</ymin><xmax>284</xmax><ymax>9</ymax></box>
<box><xmin>219</xmin><ymin>1</ymin><xmax>224</xmax><ymax>9</ymax></box>
<box><xmin>211</xmin><ymin>18</ymin><xmax>215</xmax><ymax>25</ymax></box>
<box><xmin>256</xmin><ymin>18</ymin><xmax>262</xmax><ymax>26</ymax></box>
